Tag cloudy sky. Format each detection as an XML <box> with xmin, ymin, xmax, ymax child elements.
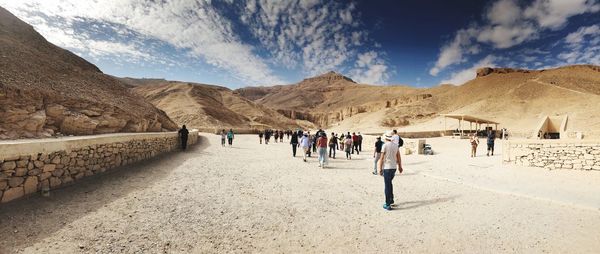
<box><xmin>1</xmin><ymin>0</ymin><xmax>599</xmax><ymax>87</ymax></box>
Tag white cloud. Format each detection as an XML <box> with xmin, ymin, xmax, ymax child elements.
<box><xmin>1</xmin><ymin>0</ymin><xmax>285</xmax><ymax>85</ymax></box>
<box><xmin>239</xmin><ymin>0</ymin><xmax>388</xmax><ymax>81</ymax></box>
<box><xmin>429</xmin><ymin>0</ymin><xmax>600</xmax><ymax>76</ymax></box>
<box><xmin>350</xmin><ymin>51</ymin><xmax>389</xmax><ymax>84</ymax></box>
<box><xmin>565</xmin><ymin>24</ymin><xmax>600</xmax><ymax>45</ymax></box>
<box><xmin>524</xmin><ymin>0</ymin><xmax>600</xmax><ymax>29</ymax></box>
<box><xmin>441</xmin><ymin>55</ymin><xmax>496</xmax><ymax>85</ymax></box>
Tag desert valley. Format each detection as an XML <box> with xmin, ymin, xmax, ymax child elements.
<box><xmin>1</xmin><ymin>1</ymin><xmax>600</xmax><ymax>253</ymax></box>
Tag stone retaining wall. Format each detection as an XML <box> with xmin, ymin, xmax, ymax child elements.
<box><xmin>0</xmin><ymin>131</ymin><xmax>198</xmax><ymax>204</ymax></box>
<box><xmin>503</xmin><ymin>139</ymin><xmax>600</xmax><ymax>170</ymax></box>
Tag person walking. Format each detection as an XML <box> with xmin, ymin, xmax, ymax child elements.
<box><xmin>300</xmin><ymin>133</ymin><xmax>311</xmax><ymax>162</ymax></box>
<box><xmin>357</xmin><ymin>132</ymin><xmax>363</xmax><ymax>152</ymax></box>
<box><xmin>227</xmin><ymin>129</ymin><xmax>235</xmax><ymax>147</ymax></box>
<box><xmin>344</xmin><ymin>136</ymin><xmax>353</xmax><ymax>160</ymax></box>
<box><xmin>274</xmin><ymin>131</ymin><xmax>279</xmax><ymax>143</ymax></box>
<box><xmin>328</xmin><ymin>132</ymin><xmax>338</xmax><ymax>159</ymax></box>
<box><xmin>259</xmin><ymin>131</ymin><xmax>264</xmax><ymax>144</ymax></box>
<box><xmin>470</xmin><ymin>133</ymin><xmax>479</xmax><ymax>157</ymax></box>
<box><xmin>312</xmin><ymin>132</ymin><xmax>318</xmax><ymax>153</ymax></box>
<box><xmin>487</xmin><ymin>130</ymin><xmax>495</xmax><ymax>156</ymax></box>
<box><xmin>317</xmin><ymin>132</ymin><xmax>328</xmax><ymax>168</ymax></box>
<box><xmin>178</xmin><ymin>125</ymin><xmax>189</xmax><ymax>150</ymax></box>
<box><xmin>220</xmin><ymin>129</ymin><xmax>226</xmax><ymax>147</ymax></box>
<box><xmin>339</xmin><ymin>133</ymin><xmax>345</xmax><ymax>151</ymax></box>
<box><xmin>392</xmin><ymin>129</ymin><xmax>403</xmax><ymax>147</ymax></box>
<box><xmin>279</xmin><ymin>130</ymin><xmax>284</xmax><ymax>142</ymax></box>
<box><xmin>352</xmin><ymin>132</ymin><xmax>359</xmax><ymax>155</ymax></box>
<box><xmin>378</xmin><ymin>131</ymin><xmax>403</xmax><ymax>211</ymax></box>
<box><xmin>373</xmin><ymin>136</ymin><xmax>384</xmax><ymax>175</ymax></box>
<box><xmin>290</xmin><ymin>131</ymin><xmax>299</xmax><ymax>157</ymax></box>
<box><xmin>265</xmin><ymin>130</ymin><xmax>270</xmax><ymax>144</ymax></box>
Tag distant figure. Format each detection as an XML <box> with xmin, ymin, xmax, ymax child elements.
<box><xmin>328</xmin><ymin>132</ymin><xmax>338</xmax><ymax>159</ymax></box>
<box><xmin>259</xmin><ymin>131</ymin><xmax>264</xmax><ymax>144</ymax></box>
<box><xmin>357</xmin><ymin>132</ymin><xmax>363</xmax><ymax>152</ymax></box>
<box><xmin>279</xmin><ymin>130</ymin><xmax>284</xmax><ymax>142</ymax></box>
<box><xmin>373</xmin><ymin>136</ymin><xmax>384</xmax><ymax>175</ymax></box>
<box><xmin>227</xmin><ymin>129</ymin><xmax>235</xmax><ymax>147</ymax></box>
<box><xmin>339</xmin><ymin>133</ymin><xmax>345</xmax><ymax>151</ymax></box>
<box><xmin>317</xmin><ymin>132</ymin><xmax>328</xmax><ymax>168</ymax></box>
<box><xmin>178</xmin><ymin>125</ymin><xmax>189</xmax><ymax>150</ymax></box>
<box><xmin>351</xmin><ymin>132</ymin><xmax>359</xmax><ymax>155</ymax></box>
<box><xmin>300</xmin><ymin>133</ymin><xmax>311</xmax><ymax>162</ymax></box>
<box><xmin>470</xmin><ymin>133</ymin><xmax>479</xmax><ymax>157</ymax></box>
<box><xmin>392</xmin><ymin>129</ymin><xmax>404</xmax><ymax>147</ymax></box>
<box><xmin>487</xmin><ymin>130</ymin><xmax>495</xmax><ymax>156</ymax></box>
<box><xmin>344</xmin><ymin>136</ymin><xmax>353</xmax><ymax>160</ymax></box>
<box><xmin>274</xmin><ymin>131</ymin><xmax>279</xmax><ymax>143</ymax></box>
<box><xmin>220</xmin><ymin>129</ymin><xmax>226</xmax><ymax>147</ymax></box>
<box><xmin>378</xmin><ymin>130</ymin><xmax>402</xmax><ymax>211</ymax></box>
<box><xmin>265</xmin><ymin>129</ymin><xmax>271</xmax><ymax>144</ymax></box>
<box><xmin>312</xmin><ymin>132</ymin><xmax>318</xmax><ymax>153</ymax></box>
<box><xmin>290</xmin><ymin>131</ymin><xmax>299</xmax><ymax>157</ymax></box>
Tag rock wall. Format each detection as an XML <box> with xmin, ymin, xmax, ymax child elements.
<box><xmin>503</xmin><ymin>140</ymin><xmax>600</xmax><ymax>170</ymax></box>
<box><xmin>0</xmin><ymin>131</ymin><xmax>198</xmax><ymax>204</ymax></box>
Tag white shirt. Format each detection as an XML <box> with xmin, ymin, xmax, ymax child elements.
<box><xmin>392</xmin><ymin>135</ymin><xmax>400</xmax><ymax>145</ymax></box>
<box><xmin>381</xmin><ymin>141</ymin><xmax>400</xmax><ymax>170</ymax></box>
<box><xmin>300</xmin><ymin>136</ymin><xmax>310</xmax><ymax>148</ymax></box>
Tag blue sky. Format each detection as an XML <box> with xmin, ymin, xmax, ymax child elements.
<box><xmin>1</xmin><ymin>0</ymin><xmax>599</xmax><ymax>88</ymax></box>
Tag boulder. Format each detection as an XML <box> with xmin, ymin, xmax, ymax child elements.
<box><xmin>1</xmin><ymin>187</ymin><xmax>24</xmax><ymax>203</ymax></box>
<box><xmin>60</xmin><ymin>114</ymin><xmax>99</xmax><ymax>135</ymax></box>
<box><xmin>23</xmin><ymin>176</ymin><xmax>38</xmax><ymax>194</ymax></box>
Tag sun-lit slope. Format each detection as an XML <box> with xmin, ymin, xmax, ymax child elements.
<box><xmin>0</xmin><ymin>7</ymin><xmax>177</xmax><ymax>139</ymax></box>
<box><xmin>130</xmin><ymin>80</ymin><xmax>311</xmax><ymax>131</ymax></box>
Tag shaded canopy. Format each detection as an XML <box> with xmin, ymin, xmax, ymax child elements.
<box><xmin>440</xmin><ymin>114</ymin><xmax>499</xmax><ymax>125</ymax></box>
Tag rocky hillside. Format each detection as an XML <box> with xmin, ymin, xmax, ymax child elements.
<box><xmin>0</xmin><ymin>7</ymin><xmax>178</xmax><ymax>139</ymax></box>
<box><xmin>235</xmin><ymin>65</ymin><xmax>600</xmax><ymax>137</ymax></box>
<box><xmin>128</xmin><ymin>79</ymin><xmax>313</xmax><ymax>131</ymax></box>
<box><xmin>235</xmin><ymin>71</ymin><xmax>445</xmax><ymax>128</ymax></box>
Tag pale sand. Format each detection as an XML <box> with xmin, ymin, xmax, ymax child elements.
<box><xmin>1</xmin><ymin>134</ymin><xmax>600</xmax><ymax>253</ymax></box>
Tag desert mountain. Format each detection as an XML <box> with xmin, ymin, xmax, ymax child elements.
<box><xmin>127</xmin><ymin>79</ymin><xmax>313</xmax><ymax>132</ymax></box>
<box><xmin>236</xmin><ymin>65</ymin><xmax>600</xmax><ymax>137</ymax></box>
<box><xmin>0</xmin><ymin>7</ymin><xmax>178</xmax><ymax>139</ymax></box>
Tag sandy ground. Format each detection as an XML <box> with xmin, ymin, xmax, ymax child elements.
<box><xmin>1</xmin><ymin>134</ymin><xmax>600</xmax><ymax>253</ymax></box>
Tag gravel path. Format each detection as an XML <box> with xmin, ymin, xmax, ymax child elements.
<box><xmin>1</xmin><ymin>134</ymin><xmax>599</xmax><ymax>253</ymax></box>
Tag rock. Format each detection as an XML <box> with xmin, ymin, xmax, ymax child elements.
<box><xmin>23</xmin><ymin>176</ymin><xmax>38</xmax><ymax>194</ymax></box>
<box><xmin>60</xmin><ymin>114</ymin><xmax>99</xmax><ymax>135</ymax></box>
<box><xmin>27</xmin><ymin>162</ymin><xmax>34</xmax><ymax>170</ymax></box>
<box><xmin>22</xmin><ymin>110</ymin><xmax>46</xmax><ymax>132</ymax></box>
<box><xmin>39</xmin><ymin>172</ymin><xmax>52</xmax><ymax>181</ymax></box>
<box><xmin>0</xmin><ymin>180</ymin><xmax>7</xmax><ymax>190</ymax></box>
<box><xmin>52</xmin><ymin>168</ymin><xmax>65</xmax><ymax>177</ymax></box>
<box><xmin>51</xmin><ymin>156</ymin><xmax>61</xmax><ymax>165</ymax></box>
<box><xmin>1</xmin><ymin>161</ymin><xmax>16</xmax><ymax>171</ymax></box>
<box><xmin>49</xmin><ymin>177</ymin><xmax>61</xmax><ymax>188</ymax></box>
<box><xmin>43</xmin><ymin>164</ymin><xmax>56</xmax><ymax>172</ymax></box>
<box><xmin>8</xmin><ymin>177</ymin><xmax>24</xmax><ymax>187</ymax></box>
<box><xmin>14</xmin><ymin>167</ymin><xmax>27</xmax><ymax>176</ymax></box>
<box><xmin>27</xmin><ymin>168</ymin><xmax>41</xmax><ymax>176</ymax></box>
<box><xmin>1</xmin><ymin>187</ymin><xmax>24</xmax><ymax>203</ymax></box>
<box><xmin>16</xmin><ymin>160</ymin><xmax>28</xmax><ymax>167</ymax></box>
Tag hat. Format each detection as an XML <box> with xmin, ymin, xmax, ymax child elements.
<box><xmin>384</xmin><ymin>130</ymin><xmax>394</xmax><ymax>140</ymax></box>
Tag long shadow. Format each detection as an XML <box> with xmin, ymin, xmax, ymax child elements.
<box><xmin>0</xmin><ymin>136</ymin><xmax>210</xmax><ymax>252</ymax></box>
<box><xmin>392</xmin><ymin>195</ymin><xmax>460</xmax><ymax>210</ymax></box>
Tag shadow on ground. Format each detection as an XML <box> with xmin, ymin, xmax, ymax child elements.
<box><xmin>0</xmin><ymin>136</ymin><xmax>209</xmax><ymax>252</ymax></box>
<box><xmin>393</xmin><ymin>195</ymin><xmax>460</xmax><ymax>210</ymax></box>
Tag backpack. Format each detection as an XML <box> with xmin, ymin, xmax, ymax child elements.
<box><xmin>397</xmin><ymin>136</ymin><xmax>404</xmax><ymax>147</ymax></box>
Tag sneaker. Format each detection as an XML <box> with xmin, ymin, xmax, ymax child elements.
<box><xmin>372</xmin><ymin>172</ymin><xmax>377</xmax><ymax>175</ymax></box>
<box><xmin>382</xmin><ymin>204</ymin><xmax>392</xmax><ymax>210</ymax></box>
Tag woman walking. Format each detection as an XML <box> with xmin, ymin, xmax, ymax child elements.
<box><xmin>317</xmin><ymin>132</ymin><xmax>328</xmax><ymax>168</ymax></box>
<box><xmin>227</xmin><ymin>129</ymin><xmax>235</xmax><ymax>147</ymax></box>
<box><xmin>300</xmin><ymin>133</ymin><xmax>311</xmax><ymax>162</ymax></box>
<box><xmin>344</xmin><ymin>136</ymin><xmax>353</xmax><ymax>160</ymax></box>
<box><xmin>220</xmin><ymin>129</ymin><xmax>226</xmax><ymax>147</ymax></box>
<box><xmin>470</xmin><ymin>133</ymin><xmax>479</xmax><ymax>157</ymax></box>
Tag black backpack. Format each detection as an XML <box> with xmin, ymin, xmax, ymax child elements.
<box><xmin>397</xmin><ymin>136</ymin><xmax>404</xmax><ymax>147</ymax></box>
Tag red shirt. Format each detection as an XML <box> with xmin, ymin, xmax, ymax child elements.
<box><xmin>318</xmin><ymin>137</ymin><xmax>328</xmax><ymax>148</ymax></box>
<box><xmin>352</xmin><ymin>135</ymin><xmax>359</xmax><ymax>143</ymax></box>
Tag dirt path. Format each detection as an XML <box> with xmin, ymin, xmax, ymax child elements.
<box><xmin>1</xmin><ymin>134</ymin><xmax>599</xmax><ymax>253</ymax></box>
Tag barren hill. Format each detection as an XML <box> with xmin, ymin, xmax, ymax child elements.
<box><xmin>236</xmin><ymin>66</ymin><xmax>600</xmax><ymax>138</ymax></box>
<box><xmin>0</xmin><ymin>7</ymin><xmax>178</xmax><ymax>139</ymax></box>
<box><xmin>128</xmin><ymin>79</ymin><xmax>313</xmax><ymax>132</ymax></box>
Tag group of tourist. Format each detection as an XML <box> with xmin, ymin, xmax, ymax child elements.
<box><xmin>258</xmin><ymin>129</ymin><xmax>291</xmax><ymax>144</ymax></box>
<box><xmin>469</xmin><ymin>129</ymin><xmax>496</xmax><ymax>157</ymax></box>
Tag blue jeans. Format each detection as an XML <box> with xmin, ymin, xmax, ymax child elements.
<box><xmin>383</xmin><ymin>169</ymin><xmax>396</xmax><ymax>205</ymax></box>
<box><xmin>318</xmin><ymin>147</ymin><xmax>327</xmax><ymax>165</ymax></box>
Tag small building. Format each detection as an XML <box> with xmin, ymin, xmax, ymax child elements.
<box><xmin>441</xmin><ymin>114</ymin><xmax>499</xmax><ymax>138</ymax></box>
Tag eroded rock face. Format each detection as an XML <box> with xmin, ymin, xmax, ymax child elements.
<box><xmin>476</xmin><ymin>67</ymin><xmax>537</xmax><ymax>77</ymax></box>
<box><xmin>0</xmin><ymin>7</ymin><xmax>178</xmax><ymax>139</ymax></box>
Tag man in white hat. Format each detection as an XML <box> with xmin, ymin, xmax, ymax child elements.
<box><xmin>378</xmin><ymin>130</ymin><xmax>403</xmax><ymax>210</ymax></box>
